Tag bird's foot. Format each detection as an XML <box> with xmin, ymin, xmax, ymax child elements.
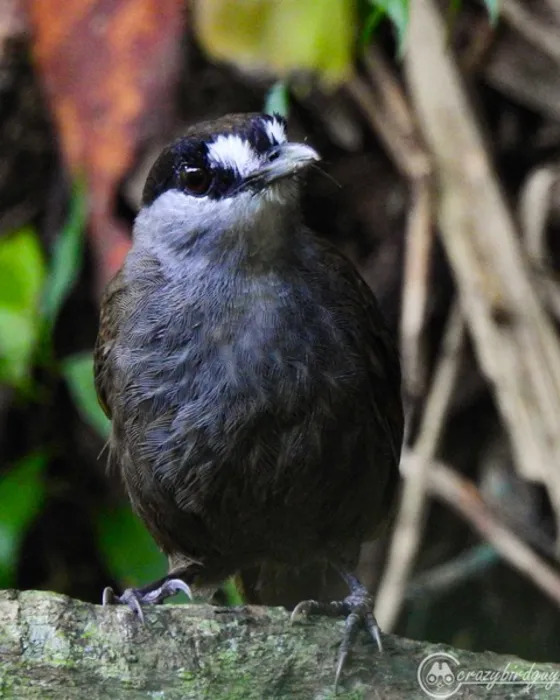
<box><xmin>102</xmin><ymin>577</ymin><xmax>192</xmax><ymax>623</ymax></box>
<box><xmin>291</xmin><ymin>574</ymin><xmax>382</xmax><ymax>689</ymax></box>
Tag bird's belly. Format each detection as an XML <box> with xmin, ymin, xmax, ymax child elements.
<box><xmin>117</xmin><ymin>295</ymin><xmax>388</xmax><ymax>570</ymax></box>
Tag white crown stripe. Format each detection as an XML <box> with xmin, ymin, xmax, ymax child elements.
<box><xmin>207</xmin><ymin>135</ymin><xmax>261</xmax><ymax>178</ymax></box>
<box><xmin>264</xmin><ymin>117</ymin><xmax>287</xmax><ymax>145</ymax></box>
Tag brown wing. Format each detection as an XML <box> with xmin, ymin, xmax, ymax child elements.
<box><xmin>93</xmin><ymin>268</ymin><xmax>128</xmax><ymax>420</ymax></box>
<box><xmin>314</xmin><ymin>235</ymin><xmax>404</xmax><ymax>469</ymax></box>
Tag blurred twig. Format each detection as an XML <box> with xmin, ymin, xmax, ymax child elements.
<box><xmin>348</xmin><ymin>48</ymin><xmax>430</xmax><ymax>182</ymax></box>
<box><xmin>405</xmin><ymin>0</ymin><xmax>560</xmax><ymax>549</ymax></box>
<box><xmin>425</xmin><ymin>459</ymin><xmax>560</xmax><ymax>608</ymax></box>
<box><xmin>347</xmin><ymin>46</ymin><xmax>434</xmax><ymax>403</ymax></box>
<box><xmin>376</xmin><ymin>305</ymin><xmax>465</xmax><ymax>630</ymax></box>
<box><xmin>518</xmin><ymin>166</ymin><xmax>560</xmax><ymax>322</ymax></box>
<box><xmin>400</xmin><ymin>179</ymin><xmax>434</xmax><ymax>407</ymax></box>
<box><xmin>501</xmin><ymin>0</ymin><xmax>560</xmax><ymax>64</ymax></box>
<box><xmin>406</xmin><ymin>543</ymin><xmax>498</xmax><ymax>601</ymax></box>
<box><xmin>518</xmin><ymin>167</ymin><xmax>557</xmax><ymax>269</ymax></box>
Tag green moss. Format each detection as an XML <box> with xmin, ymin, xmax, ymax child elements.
<box><xmin>2</xmin><ymin>591</ymin><xmax>559</xmax><ymax>699</ymax></box>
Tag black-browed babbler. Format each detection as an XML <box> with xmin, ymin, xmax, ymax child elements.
<box><xmin>94</xmin><ymin>113</ymin><xmax>403</xmax><ymax>682</ymax></box>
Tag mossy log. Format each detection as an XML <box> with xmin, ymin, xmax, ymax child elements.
<box><xmin>0</xmin><ymin>590</ymin><xmax>558</xmax><ymax>699</ymax></box>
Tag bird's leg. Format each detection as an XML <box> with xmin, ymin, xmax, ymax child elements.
<box><xmin>102</xmin><ymin>569</ymin><xmax>193</xmax><ymax>622</ymax></box>
<box><xmin>291</xmin><ymin>570</ymin><xmax>382</xmax><ymax>688</ymax></box>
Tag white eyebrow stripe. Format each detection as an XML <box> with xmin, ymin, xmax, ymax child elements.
<box><xmin>264</xmin><ymin>117</ymin><xmax>287</xmax><ymax>145</ymax></box>
<box><xmin>207</xmin><ymin>135</ymin><xmax>261</xmax><ymax>177</ymax></box>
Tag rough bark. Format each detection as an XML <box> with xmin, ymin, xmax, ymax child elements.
<box><xmin>1</xmin><ymin>590</ymin><xmax>559</xmax><ymax>699</ymax></box>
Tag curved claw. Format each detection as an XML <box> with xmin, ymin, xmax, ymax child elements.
<box><xmin>334</xmin><ymin>611</ymin><xmax>360</xmax><ymax>689</ymax></box>
<box><xmin>290</xmin><ymin>599</ymin><xmax>321</xmax><ymax>623</ymax></box>
<box><xmin>291</xmin><ymin>599</ymin><xmax>348</xmax><ymax>624</ymax></box>
<box><xmin>334</xmin><ymin>649</ymin><xmax>348</xmax><ymax>692</ymax></box>
<box><xmin>292</xmin><ymin>573</ymin><xmax>384</xmax><ymax>689</ymax></box>
<box><xmin>101</xmin><ymin>577</ymin><xmax>192</xmax><ymax>623</ymax></box>
<box><xmin>102</xmin><ymin>586</ymin><xmax>116</xmax><ymax>606</ymax></box>
<box><xmin>102</xmin><ymin>585</ymin><xmax>145</xmax><ymax>622</ymax></box>
<box><xmin>365</xmin><ymin>612</ymin><xmax>383</xmax><ymax>652</ymax></box>
<box><xmin>119</xmin><ymin>589</ymin><xmax>146</xmax><ymax>623</ymax></box>
<box><xmin>140</xmin><ymin>578</ymin><xmax>192</xmax><ymax>605</ymax></box>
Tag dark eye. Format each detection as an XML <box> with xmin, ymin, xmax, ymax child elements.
<box><xmin>179</xmin><ymin>167</ymin><xmax>212</xmax><ymax>196</ymax></box>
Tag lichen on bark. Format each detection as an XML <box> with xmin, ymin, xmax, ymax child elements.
<box><xmin>0</xmin><ymin>590</ymin><xmax>557</xmax><ymax>699</ymax></box>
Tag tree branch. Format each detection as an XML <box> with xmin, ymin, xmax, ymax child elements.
<box><xmin>1</xmin><ymin>590</ymin><xmax>559</xmax><ymax>698</ymax></box>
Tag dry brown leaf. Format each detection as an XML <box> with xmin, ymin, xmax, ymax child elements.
<box><xmin>27</xmin><ymin>0</ymin><xmax>185</xmax><ymax>289</ymax></box>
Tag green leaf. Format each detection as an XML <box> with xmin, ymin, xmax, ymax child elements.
<box><xmin>41</xmin><ymin>180</ymin><xmax>86</xmax><ymax>330</ymax></box>
<box><xmin>264</xmin><ymin>81</ymin><xmax>290</xmax><ymax>119</ymax></box>
<box><xmin>61</xmin><ymin>352</ymin><xmax>110</xmax><ymax>439</ymax></box>
<box><xmin>94</xmin><ymin>504</ymin><xmax>166</xmax><ymax>590</ymax></box>
<box><xmin>0</xmin><ymin>227</ymin><xmax>46</xmax><ymax>387</ymax></box>
<box><xmin>195</xmin><ymin>0</ymin><xmax>356</xmax><ymax>84</ymax></box>
<box><xmin>0</xmin><ymin>453</ymin><xmax>47</xmax><ymax>587</ymax></box>
<box><xmin>483</xmin><ymin>0</ymin><xmax>499</xmax><ymax>24</ymax></box>
<box><xmin>0</xmin><ymin>310</ymin><xmax>37</xmax><ymax>386</ymax></box>
<box><xmin>360</xmin><ymin>5</ymin><xmax>385</xmax><ymax>49</ymax></box>
<box><xmin>0</xmin><ymin>227</ymin><xmax>45</xmax><ymax>309</ymax></box>
<box><xmin>221</xmin><ymin>577</ymin><xmax>245</xmax><ymax>606</ymax></box>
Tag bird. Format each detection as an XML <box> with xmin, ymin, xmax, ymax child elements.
<box><xmin>94</xmin><ymin>112</ymin><xmax>403</xmax><ymax>684</ymax></box>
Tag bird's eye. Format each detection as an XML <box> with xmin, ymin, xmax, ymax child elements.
<box><xmin>179</xmin><ymin>167</ymin><xmax>212</xmax><ymax>196</ymax></box>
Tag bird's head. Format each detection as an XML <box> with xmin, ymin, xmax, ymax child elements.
<box><xmin>135</xmin><ymin>113</ymin><xmax>320</xmax><ymax>259</ymax></box>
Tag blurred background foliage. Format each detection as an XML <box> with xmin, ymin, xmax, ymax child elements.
<box><xmin>2</xmin><ymin>0</ymin><xmax>560</xmax><ymax>666</ymax></box>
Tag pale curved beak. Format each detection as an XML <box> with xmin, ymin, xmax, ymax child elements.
<box><xmin>247</xmin><ymin>142</ymin><xmax>321</xmax><ymax>188</ymax></box>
